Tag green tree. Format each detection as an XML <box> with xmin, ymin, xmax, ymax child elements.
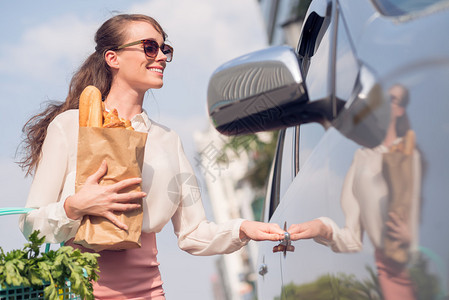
<box><xmin>274</xmin><ymin>271</ymin><xmax>381</xmax><ymax>300</ymax></box>
<box><xmin>409</xmin><ymin>254</ymin><xmax>441</xmax><ymax>300</ymax></box>
<box><xmin>291</xmin><ymin>0</ymin><xmax>313</xmax><ymax>21</ymax></box>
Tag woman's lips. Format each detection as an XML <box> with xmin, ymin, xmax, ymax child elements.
<box><xmin>147</xmin><ymin>66</ymin><xmax>164</xmax><ymax>76</ymax></box>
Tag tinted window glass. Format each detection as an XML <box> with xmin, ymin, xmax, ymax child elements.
<box><xmin>372</xmin><ymin>0</ymin><xmax>449</xmax><ymax>16</ymax></box>
<box><xmin>302</xmin><ymin>12</ymin><xmax>332</xmax><ymax>102</ymax></box>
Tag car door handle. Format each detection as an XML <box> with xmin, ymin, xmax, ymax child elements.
<box><xmin>258</xmin><ymin>263</ymin><xmax>268</xmax><ymax>276</ymax></box>
<box><xmin>272</xmin><ymin>222</ymin><xmax>295</xmax><ymax>256</ymax></box>
<box><xmin>272</xmin><ymin>232</ymin><xmax>295</xmax><ymax>254</ymax></box>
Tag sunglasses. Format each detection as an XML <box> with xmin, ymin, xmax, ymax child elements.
<box><xmin>390</xmin><ymin>94</ymin><xmax>402</xmax><ymax>106</ymax></box>
<box><xmin>115</xmin><ymin>39</ymin><xmax>173</xmax><ymax>62</ymax></box>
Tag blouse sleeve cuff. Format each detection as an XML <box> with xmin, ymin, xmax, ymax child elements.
<box><xmin>20</xmin><ymin>200</ymin><xmax>81</xmax><ymax>244</ymax></box>
<box><xmin>233</xmin><ymin>218</ymin><xmax>250</xmax><ymax>245</ymax></box>
<box><xmin>313</xmin><ymin>217</ymin><xmax>336</xmax><ymax>247</ymax></box>
<box><xmin>56</xmin><ymin>199</ymin><xmax>81</xmax><ymax>224</ymax></box>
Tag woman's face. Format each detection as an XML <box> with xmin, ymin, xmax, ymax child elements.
<box><xmin>114</xmin><ymin>21</ymin><xmax>168</xmax><ymax>93</ymax></box>
<box><xmin>389</xmin><ymin>85</ymin><xmax>406</xmax><ymax>121</ymax></box>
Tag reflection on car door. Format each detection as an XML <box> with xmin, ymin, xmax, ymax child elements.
<box><xmin>276</xmin><ymin>127</ymin><xmax>362</xmax><ymax>299</ymax></box>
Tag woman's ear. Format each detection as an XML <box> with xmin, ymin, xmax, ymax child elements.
<box><xmin>104</xmin><ymin>50</ymin><xmax>119</xmax><ymax>69</ymax></box>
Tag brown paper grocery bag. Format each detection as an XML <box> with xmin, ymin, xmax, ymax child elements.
<box><xmin>74</xmin><ymin>126</ymin><xmax>147</xmax><ymax>252</ymax></box>
<box><xmin>382</xmin><ymin>130</ymin><xmax>415</xmax><ymax>264</ymax></box>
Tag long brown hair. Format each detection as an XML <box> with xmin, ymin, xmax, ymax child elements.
<box><xmin>17</xmin><ymin>14</ymin><xmax>167</xmax><ymax>176</ymax></box>
<box><xmin>391</xmin><ymin>83</ymin><xmax>410</xmax><ymax>137</ymax></box>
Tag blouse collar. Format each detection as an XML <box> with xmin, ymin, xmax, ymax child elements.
<box><xmin>376</xmin><ymin>136</ymin><xmax>404</xmax><ymax>153</ymax></box>
<box><xmin>131</xmin><ymin>110</ymin><xmax>152</xmax><ymax>133</ymax></box>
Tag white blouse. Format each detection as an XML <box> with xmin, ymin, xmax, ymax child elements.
<box><xmin>315</xmin><ymin>144</ymin><xmax>421</xmax><ymax>253</ymax></box>
<box><xmin>19</xmin><ymin>109</ymin><xmax>247</xmax><ymax>255</ymax></box>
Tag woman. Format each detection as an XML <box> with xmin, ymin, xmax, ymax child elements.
<box><xmin>287</xmin><ymin>84</ymin><xmax>421</xmax><ymax>299</ymax></box>
<box><xmin>18</xmin><ymin>14</ymin><xmax>284</xmax><ymax>299</ymax></box>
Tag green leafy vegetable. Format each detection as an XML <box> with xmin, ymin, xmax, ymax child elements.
<box><xmin>0</xmin><ymin>230</ymin><xmax>99</xmax><ymax>300</ymax></box>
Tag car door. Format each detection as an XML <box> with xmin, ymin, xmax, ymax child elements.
<box><xmin>335</xmin><ymin>0</ymin><xmax>449</xmax><ymax>299</ymax></box>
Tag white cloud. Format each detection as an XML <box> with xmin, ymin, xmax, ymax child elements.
<box><xmin>0</xmin><ymin>0</ymin><xmax>268</xmax><ymax>119</ymax></box>
<box><xmin>0</xmin><ymin>0</ymin><xmax>267</xmax><ymax>85</ymax></box>
<box><xmin>0</xmin><ymin>14</ymin><xmax>97</xmax><ymax>83</ymax></box>
<box><xmin>129</xmin><ymin>0</ymin><xmax>269</xmax><ymax>121</ymax></box>
<box><xmin>129</xmin><ymin>0</ymin><xmax>268</xmax><ymax>71</ymax></box>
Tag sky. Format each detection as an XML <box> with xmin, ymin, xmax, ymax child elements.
<box><xmin>0</xmin><ymin>1</ymin><xmax>268</xmax><ymax>298</ymax></box>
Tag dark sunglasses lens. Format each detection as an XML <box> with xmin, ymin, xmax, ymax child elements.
<box><xmin>142</xmin><ymin>40</ymin><xmax>173</xmax><ymax>62</ymax></box>
<box><xmin>162</xmin><ymin>45</ymin><xmax>173</xmax><ymax>62</ymax></box>
<box><xmin>143</xmin><ymin>41</ymin><xmax>159</xmax><ymax>58</ymax></box>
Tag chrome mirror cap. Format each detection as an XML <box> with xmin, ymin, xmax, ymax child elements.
<box><xmin>207</xmin><ymin>46</ymin><xmax>310</xmax><ymax>136</ymax></box>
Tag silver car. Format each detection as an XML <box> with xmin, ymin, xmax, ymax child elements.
<box><xmin>207</xmin><ymin>0</ymin><xmax>449</xmax><ymax>299</ymax></box>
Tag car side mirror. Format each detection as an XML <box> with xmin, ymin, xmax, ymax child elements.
<box><xmin>333</xmin><ymin>66</ymin><xmax>390</xmax><ymax>148</ymax></box>
<box><xmin>207</xmin><ymin>46</ymin><xmax>321</xmax><ymax>136</ymax></box>
<box><xmin>207</xmin><ymin>47</ymin><xmax>390</xmax><ymax>148</ymax></box>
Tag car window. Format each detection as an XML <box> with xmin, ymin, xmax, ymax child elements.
<box><xmin>299</xmin><ymin>10</ymin><xmax>332</xmax><ymax>102</ymax></box>
<box><xmin>298</xmin><ymin>11</ymin><xmax>330</xmax><ymax>75</ymax></box>
<box><xmin>371</xmin><ymin>0</ymin><xmax>449</xmax><ymax>16</ymax></box>
<box><xmin>296</xmin><ymin>4</ymin><xmax>359</xmax><ymax>169</ymax></box>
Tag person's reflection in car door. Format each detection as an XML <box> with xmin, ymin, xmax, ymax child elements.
<box><xmin>287</xmin><ymin>84</ymin><xmax>422</xmax><ymax>300</ymax></box>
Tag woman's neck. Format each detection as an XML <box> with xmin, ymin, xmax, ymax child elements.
<box><xmin>104</xmin><ymin>84</ymin><xmax>145</xmax><ymax>120</ymax></box>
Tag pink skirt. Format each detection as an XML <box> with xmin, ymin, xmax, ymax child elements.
<box><xmin>68</xmin><ymin>232</ymin><xmax>165</xmax><ymax>299</ymax></box>
<box><xmin>375</xmin><ymin>249</ymin><xmax>416</xmax><ymax>300</ymax></box>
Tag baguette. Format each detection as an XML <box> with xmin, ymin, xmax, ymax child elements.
<box><xmin>403</xmin><ymin>130</ymin><xmax>415</xmax><ymax>156</ymax></box>
<box><xmin>103</xmin><ymin>109</ymin><xmax>124</xmax><ymax>128</ymax></box>
<box><xmin>79</xmin><ymin>85</ymin><xmax>103</xmax><ymax>127</ymax></box>
<box><xmin>103</xmin><ymin>109</ymin><xmax>135</xmax><ymax>130</ymax></box>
